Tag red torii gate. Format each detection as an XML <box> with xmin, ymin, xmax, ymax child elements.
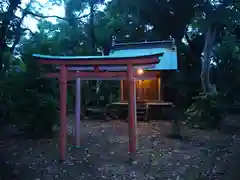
<box><xmin>33</xmin><ymin>53</ymin><xmax>162</xmax><ymax>161</ymax></box>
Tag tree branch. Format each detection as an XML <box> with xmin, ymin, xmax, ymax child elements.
<box><xmin>26</xmin><ymin>10</ymin><xmax>67</xmax><ymax>20</ymax></box>
<box><xmin>25</xmin><ymin>10</ymin><xmax>90</xmax><ymax>21</ymax></box>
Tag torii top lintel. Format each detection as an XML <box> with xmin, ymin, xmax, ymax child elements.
<box><xmin>32</xmin><ymin>53</ymin><xmax>163</xmax><ymax>66</ymax></box>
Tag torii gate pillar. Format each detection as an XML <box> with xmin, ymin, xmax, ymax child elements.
<box><xmin>75</xmin><ymin>77</ymin><xmax>81</xmax><ymax>147</ymax></box>
<box><xmin>127</xmin><ymin>64</ymin><xmax>137</xmax><ymax>160</ymax></box>
<box><xmin>59</xmin><ymin>65</ymin><xmax>68</xmax><ymax>161</ymax></box>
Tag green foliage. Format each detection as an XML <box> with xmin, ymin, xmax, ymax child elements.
<box><xmin>97</xmin><ymin>80</ymin><xmax>120</xmax><ymax>105</ymax></box>
<box><xmin>185</xmin><ymin>93</ymin><xmax>225</xmax><ymax>129</ymax></box>
<box><xmin>0</xmin><ymin>39</ymin><xmax>59</xmax><ymax>138</ymax></box>
<box><xmin>1</xmin><ymin>68</ymin><xmax>58</xmax><ymax>138</ymax></box>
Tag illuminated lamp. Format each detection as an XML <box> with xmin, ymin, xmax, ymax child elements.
<box><xmin>137</xmin><ymin>68</ymin><xmax>144</xmax><ymax>75</ymax></box>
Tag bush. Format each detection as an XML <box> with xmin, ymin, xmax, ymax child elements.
<box><xmin>1</xmin><ymin>68</ymin><xmax>58</xmax><ymax>138</ymax></box>
<box><xmin>9</xmin><ymin>91</ymin><xmax>58</xmax><ymax>138</ymax></box>
<box><xmin>185</xmin><ymin>93</ymin><xmax>226</xmax><ymax>129</ymax></box>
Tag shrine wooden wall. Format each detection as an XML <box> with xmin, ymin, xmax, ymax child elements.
<box><xmin>121</xmin><ymin>74</ymin><xmax>161</xmax><ymax>102</ymax></box>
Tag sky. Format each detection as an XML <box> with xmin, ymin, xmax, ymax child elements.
<box><xmin>19</xmin><ymin>0</ymin><xmax>65</xmax><ymax>32</ymax></box>
<box><xmin>20</xmin><ymin>0</ymin><xmax>108</xmax><ymax>32</ymax></box>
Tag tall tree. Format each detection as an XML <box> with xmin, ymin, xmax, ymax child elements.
<box><xmin>0</xmin><ymin>0</ymin><xmax>21</xmax><ymax>73</ymax></box>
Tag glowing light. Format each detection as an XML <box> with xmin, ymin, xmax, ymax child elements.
<box><xmin>137</xmin><ymin>68</ymin><xmax>144</xmax><ymax>75</ymax></box>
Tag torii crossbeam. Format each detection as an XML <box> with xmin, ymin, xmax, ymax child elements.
<box><xmin>33</xmin><ymin>53</ymin><xmax>162</xmax><ymax>161</ymax></box>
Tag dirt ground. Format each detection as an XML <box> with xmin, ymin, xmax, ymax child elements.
<box><xmin>1</xmin><ymin>119</ymin><xmax>240</xmax><ymax>180</ymax></box>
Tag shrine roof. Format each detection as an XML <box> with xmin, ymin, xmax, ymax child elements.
<box><xmin>111</xmin><ymin>40</ymin><xmax>174</xmax><ymax>50</ymax></box>
<box><xmin>32</xmin><ymin>52</ymin><xmax>163</xmax><ymax>61</ymax></box>
<box><xmin>110</xmin><ymin>40</ymin><xmax>177</xmax><ymax>70</ymax></box>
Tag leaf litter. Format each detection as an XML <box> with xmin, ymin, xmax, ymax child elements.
<box><xmin>0</xmin><ymin>119</ymin><xmax>240</xmax><ymax>180</ymax></box>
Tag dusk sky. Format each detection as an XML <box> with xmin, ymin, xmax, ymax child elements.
<box><xmin>20</xmin><ymin>0</ymin><xmax>109</xmax><ymax>32</ymax></box>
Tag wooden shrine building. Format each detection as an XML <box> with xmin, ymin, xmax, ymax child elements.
<box><xmin>115</xmin><ymin>41</ymin><xmax>177</xmax><ymax>102</ymax></box>
<box><xmin>107</xmin><ymin>40</ymin><xmax>178</xmax><ymax>121</ymax></box>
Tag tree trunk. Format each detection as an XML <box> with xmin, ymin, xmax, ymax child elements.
<box><xmin>0</xmin><ymin>1</ymin><xmax>21</xmax><ymax>73</ymax></box>
<box><xmin>89</xmin><ymin>0</ymin><xmax>95</xmax><ymax>53</ymax></box>
<box><xmin>201</xmin><ymin>25</ymin><xmax>217</xmax><ymax>95</ymax></box>
<box><xmin>0</xmin><ymin>0</ymin><xmax>31</xmax><ymax>73</ymax></box>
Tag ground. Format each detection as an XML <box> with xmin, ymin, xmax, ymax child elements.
<box><xmin>1</xmin><ymin>118</ymin><xmax>240</xmax><ymax>180</ymax></box>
